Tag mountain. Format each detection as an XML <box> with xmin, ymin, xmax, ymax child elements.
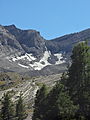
<box><xmin>0</xmin><ymin>24</ymin><xmax>90</xmax><ymax>76</ymax></box>
<box><xmin>5</xmin><ymin>25</ymin><xmax>46</xmax><ymax>57</ymax></box>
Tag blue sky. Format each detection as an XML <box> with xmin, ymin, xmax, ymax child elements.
<box><xmin>0</xmin><ymin>0</ymin><xmax>90</xmax><ymax>39</ymax></box>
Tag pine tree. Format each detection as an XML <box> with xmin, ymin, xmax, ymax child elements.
<box><xmin>45</xmin><ymin>81</ymin><xmax>78</xmax><ymax>120</ymax></box>
<box><xmin>32</xmin><ymin>84</ymin><xmax>48</xmax><ymax>120</ymax></box>
<box><xmin>1</xmin><ymin>92</ymin><xmax>14</xmax><ymax>120</ymax></box>
<box><xmin>16</xmin><ymin>93</ymin><xmax>26</xmax><ymax>120</ymax></box>
<box><xmin>0</xmin><ymin>113</ymin><xmax>2</xmax><ymax>120</ymax></box>
<box><xmin>60</xmin><ymin>72</ymin><xmax>68</xmax><ymax>86</ymax></box>
<box><xmin>32</xmin><ymin>41</ymin><xmax>90</xmax><ymax>120</ymax></box>
<box><xmin>66</xmin><ymin>41</ymin><xmax>90</xmax><ymax>118</ymax></box>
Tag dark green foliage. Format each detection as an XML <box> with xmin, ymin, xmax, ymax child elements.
<box><xmin>67</xmin><ymin>42</ymin><xmax>90</xmax><ymax>97</ymax></box>
<box><xmin>32</xmin><ymin>84</ymin><xmax>48</xmax><ymax>120</ymax></box>
<box><xmin>60</xmin><ymin>72</ymin><xmax>68</xmax><ymax>86</ymax></box>
<box><xmin>44</xmin><ymin>82</ymin><xmax>78</xmax><ymax>120</ymax></box>
<box><xmin>1</xmin><ymin>92</ymin><xmax>14</xmax><ymax>120</ymax></box>
<box><xmin>16</xmin><ymin>93</ymin><xmax>26</xmax><ymax>120</ymax></box>
<box><xmin>0</xmin><ymin>113</ymin><xmax>2</xmax><ymax>120</ymax></box>
<box><xmin>0</xmin><ymin>92</ymin><xmax>26</xmax><ymax>120</ymax></box>
<box><xmin>33</xmin><ymin>83</ymin><xmax>78</xmax><ymax>120</ymax></box>
<box><xmin>33</xmin><ymin>41</ymin><xmax>90</xmax><ymax>120</ymax></box>
<box><xmin>66</xmin><ymin>41</ymin><xmax>90</xmax><ymax>118</ymax></box>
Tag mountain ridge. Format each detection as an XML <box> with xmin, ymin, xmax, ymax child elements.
<box><xmin>0</xmin><ymin>24</ymin><xmax>90</xmax><ymax>76</ymax></box>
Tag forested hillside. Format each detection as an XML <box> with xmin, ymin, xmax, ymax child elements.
<box><xmin>0</xmin><ymin>41</ymin><xmax>90</xmax><ymax>120</ymax></box>
<box><xmin>33</xmin><ymin>41</ymin><xmax>90</xmax><ymax>120</ymax></box>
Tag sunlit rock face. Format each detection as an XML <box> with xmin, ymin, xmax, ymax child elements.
<box><xmin>0</xmin><ymin>24</ymin><xmax>90</xmax><ymax>76</ymax></box>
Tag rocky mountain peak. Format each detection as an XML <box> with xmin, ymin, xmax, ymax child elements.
<box><xmin>5</xmin><ymin>25</ymin><xmax>46</xmax><ymax>57</ymax></box>
<box><xmin>0</xmin><ymin>25</ymin><xmax>90</xmax><ymax>76</ymax></box>
<box><xmin>0</xmin><ymin>25</ymin><xmax>9</xmax><ymax>34</ymax></box>
<box><xmin>6</xmin><ymin>24</ymin><xmax>17</xmax><ymax>28</ymax></box>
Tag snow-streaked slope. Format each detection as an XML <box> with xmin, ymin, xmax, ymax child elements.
<box><xmin>9</xmin><ymin>53</ymin><xmax>36</xmax><ymax>62</ymax></box>
<box><xmin>6</xmin><ymin>51</ymin><xmax>65</xmax><ymax>71</ymax></box>
<box><xmin>54</xmin><ymin>53</ymin><xmax>65</xmax><ymax>64</ymax></box>
<box><xmin>18</xmin><ymin>63</ymin><xmax>29</xmax><ymax>68</ymax></box>
<box><xmin>29</xmin><ymin>51</ymin><xmax>51</xmax><ymax>70</ymax></box>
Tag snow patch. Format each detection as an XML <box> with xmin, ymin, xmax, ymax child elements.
<box><xmin>6</xmin><ymin>51</ymin><xmax>65</xmax><ymax>70</ymax></box>
<box><xmin>29</xmin><ymin>51</ymin><xmax>51</xmax><ymax>70</ymax></box>
<box><xmin>7</xmin><ymin>53</ymin><xmax>36</xmax><ymax>62</ymax></box>
<box><xmin>54</xmin><ymin>53</ymin><xmax>65</xmax><ymax>64</ymax></box>
<box><xmin>18</xmin><ymin>63</ymin><xmax>29</xmax><ymax>68</ymax></box>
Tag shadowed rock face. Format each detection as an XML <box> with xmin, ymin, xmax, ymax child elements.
<box><xmin>0</xmin><ymin>24</ymin><xmax>90</xmax><ymax>76</ymax></box>
<box><xmin>0</xmin><ymin>25</ymin><xmax>24</xmax><ymax>55</ymax></box>
<box><xmin>46</xmin><ymin>29</ymin><xmax>90</xmax><ymax>54</ymax></box>
<box><xmin>5</xmin><ymin>25</ymin><xmax>46</xmax><ymax>57</ymax></box>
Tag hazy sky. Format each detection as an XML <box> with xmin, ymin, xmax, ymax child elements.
<box><xmin>0</xmin><ymin>0</ymin><xmax>90</xmax><ymax>39</ymax></box>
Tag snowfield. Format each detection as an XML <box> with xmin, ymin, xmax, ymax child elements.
<box><xmin>54</xmin><ymin>53</ymin><xmax>65</xmax><ymax>64</ymax></box>
<box><xmin>6</xmin><ymin>51</ymin><xmax>65</xmax><ymax>70</ymax></box>
<box><xmin>9</xmin><ymin>53</ymin><xmax>36</xmax><ymax>62</ymax></box>
<box><xmin>29</xmin><ymin>51</ymin><xmax>51</xmax><ymax>70</ymax></box>
<box><xmin>18</xmin><ymin>63</ymin><xmax>29</xmax><ymax>68</ymax></box>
